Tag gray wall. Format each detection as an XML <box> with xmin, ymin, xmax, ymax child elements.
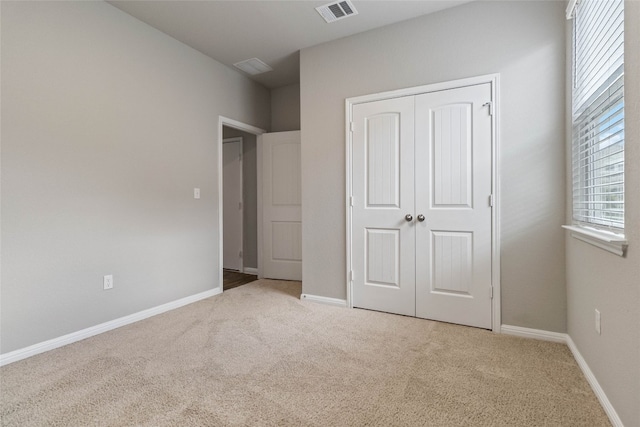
<box><xmin>300</xmin><ymin>1</ymin><xmax>567</xmax><ymax>332</ymax></box>
<box><xmin>271</xmin><ymin>83</ymin><xmax>301</xmax><ymax>132</ymax></box>
<box><xmin>0</xmin><ymin>1</ymin><xmax>270</xmax><ymax>354</ymax></box>
<box><xmin>223</xmin><ymin>127</ymin><xmax>258</xmax><ymax>270</ymax></box>
<box><xmin>565</xmin><ymin>3</ymin><xmax>640</xmax><ymax>425</ymax></box>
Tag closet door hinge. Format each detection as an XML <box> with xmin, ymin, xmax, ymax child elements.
<box><xmin>488</xmin><ymin>194</ymin><xmax>494</xmax><ymax>207</ymax></box>
<box><xmin>350</xmin><ymin>122</ymin><xmax>355</xmax><ymax>132</ymax></box>
<box><xmin>349</xmin><ymin>196</ymin><xmax>355</xmax><ymax>207</ymax></box>
<box><xmin>490</xmin><ymin>286</ymin><xmax>494</xmax><ymax>299</ymax></box>
<box><xmin>349</xmin><ymin>270</ymin><xmax>354</xmax><ymax>282</ymax></box>
<box><xmin>239</xmin><ymin>251</ymin><xmax>243</xmax><ymax>258</ymax></box>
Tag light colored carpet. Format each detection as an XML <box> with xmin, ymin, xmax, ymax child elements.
<box><xmin>1</xmin><ymin>280</ymin><xmax>609</xmax><ymax>426</ymax></box>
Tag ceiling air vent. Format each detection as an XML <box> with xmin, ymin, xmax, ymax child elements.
<box><xmin>316</xmin><ymin>0</ymin><xmax>358</xmax><ymax>23</ymax></box>
<box><xmin>233</xmin><ymin>58</ymin><xmax>273</xmax><ymax>76</ymax></box>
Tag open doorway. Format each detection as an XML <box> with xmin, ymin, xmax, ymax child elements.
<box><xmin>222</xmin><ymin>136</ymin><xmax>243</xmax><ymax>274</ymax></box>
<box><xmin>219</xmin><ymin>118</ymin><xmax>264</xmax><ymax>291</ymax></box>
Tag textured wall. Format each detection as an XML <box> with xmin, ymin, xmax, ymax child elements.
<box><xmin>0</xmin><ymin>1</ymin><xmax>270</xmax><ymax>353</ymax></box>
<box><xmin>271</xmin><ymin>83</ymin><xmax>301</xmax><ymax>132</ymax></box>
<box><xmin>300</xmin><ymin>1</ymin><xmax>567</xmax><ymax>332</ymax></box>
<box><xmin>565</xmin><ymin>2</ymin><xmax>640</xmax><ymax>425</ymax></box>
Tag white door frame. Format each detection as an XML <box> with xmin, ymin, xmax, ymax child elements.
<box><xmin>345</xmin><ymin>74</ymin><xmax>502</xmax><ymax>332</ymax></box>
<box><xmin>218</xmin><ymin>116</ymin><xmax>265</xmax><ymax>291</ymax></box>
<box><xmin>222</xmin><ymin>136</ymin><xmax>244</xmax><ymax>272</ymax></box>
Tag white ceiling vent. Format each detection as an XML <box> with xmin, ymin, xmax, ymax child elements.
<box><xmin>233</xmin><ymin>58</ymin><xmax>273</xmax><ymax>75</ymax></box>
<box><xmin>316</xmin><ymin>1</ymin><xmax>358</xmax><ymax>23</ymax></box>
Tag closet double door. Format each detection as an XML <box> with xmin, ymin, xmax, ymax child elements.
<box><xmin>351</xmin><ymin>83</ymin><xmax>493</xmax><ymax>329</ymax></box>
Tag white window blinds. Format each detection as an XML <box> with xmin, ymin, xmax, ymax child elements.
<box><xmin>570</xmin><ymin>0</ymin><xmax>624</xmax><ymax>230</ymax></box>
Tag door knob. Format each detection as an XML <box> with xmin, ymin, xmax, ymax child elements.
<box><xmin>417</xmin><ymin>214</ymin><xmax>425</xmax><ymax>222</ymax></box>
<box><xmin>405</xmin><ymin>214</ymin><xmax>413</xmax><ymax>222</ymax></box>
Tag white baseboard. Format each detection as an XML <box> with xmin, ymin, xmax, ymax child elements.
<box><xmin>566</xmin><ymin>336</ymin><xmax>624</xmax><ymax>427</ymax></box>
<box><xmin>501</xmin><ymin>324</ymin><xmax>568</xmax><ymax>343</ymax></box>
<box><xmin>300</xmin><ymin>293</ymin><xmax>347</xmax><ymax>307</ymax></box>
<box><xmin>243</xmin><ymin>267</ymin><xmax>258</xmax><ymax>275</ymax></box>
<box><xmin>501</xmin><ymin>325</ymin><xmax>623</xmax><ymax>426</ymax></box>
<box><xmin>0</xmin><ymin>287</ymin><xmax>222</xmax><ymax>367</ymax></box>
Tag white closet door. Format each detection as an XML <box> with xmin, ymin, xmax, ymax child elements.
<box><xmin>414</xmin><ymin>83</ymin><xmax>493</xmax><ymax>329</ymax></box>
<box><xmin>223</xmin><ymin>138</ymin><xmax>243</xmax><ymax>271</ymax></box>
<box><xmin>351</xmin><ymin>97</ymin><xmax>416</xmax><ymax>316</ymax></box>
<box><xmin>262</xmin><ymin>131</ymin><xmax>302</xmax><ymax>281</ymax></box>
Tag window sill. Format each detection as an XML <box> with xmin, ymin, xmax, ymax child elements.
<box><xmin>562</xmin><ymin>225</ymin><xmax>628</xmax><ymax>257</ymax></box>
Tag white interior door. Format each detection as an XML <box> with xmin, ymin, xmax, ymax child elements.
<box><xmin>261</xmin><ymin>131</ymin><xmax>302</xmax><ymax>280</ymax></box>
<box><xmin>350</xmin><ymin>82</ymin><xmax>494</xmax><ymax>329</ymax></box>
<box><xmin>223</xmin><ymin>137</ymin><xmax>243</xmax><ymax>271</ymax></box>
<box><xmin>351</xmin><ymin>97</ymin><xmax>416</xmax><ymax>316</ymax></box>
<box><xmin>415</xmin><ymin>83</ymin><xmax>493</xmax><ymax>329</ymax></box>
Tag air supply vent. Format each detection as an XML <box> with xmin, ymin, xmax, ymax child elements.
<box><xmin>233</xmin><ymin>58</ymin><xmax>273</xmax><ymax>75</ymax></box>
<box><xmin>316</xmin><ymin>0</ymin><xmax>358</xmax><ymax>23</ymax></box>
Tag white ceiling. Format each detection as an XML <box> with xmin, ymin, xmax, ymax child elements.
<box><xmin>108</xmin><ymin>1</ymin><xmax>472</xmax><ymax>89</ymax></box>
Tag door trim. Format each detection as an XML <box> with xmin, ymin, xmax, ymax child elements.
<box><xmin>223</xmin><ymin>137</ymin><xmax>244</xmax><ymax>272</ymax></box>
<box><xmin>218</xmin><ymin>116</ymin><xmax>265</xmax><ymax>291</ymax></box>
<box><xmin>345</xmin><ymin>74</ymin><xmax>502</xmax><ymax>332</ymax></box>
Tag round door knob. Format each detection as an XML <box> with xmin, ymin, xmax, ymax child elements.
<box><xmin>417</xmin><ymin>214</ymin><xmax>425</xmax><ymax>222</ymax></box>
<box><xmin>405</xmin><ymin>214</ymin><xmax>413</xmax><ymax>222</ymax></box>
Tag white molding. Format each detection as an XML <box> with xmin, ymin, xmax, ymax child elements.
<box><xmin>501</xmin><ymin>326</ymin><xmax>623</xmax><ymax>426</ymax></box>
<box><xmin>345</xmin><ymin>74</ymin><xmax>501</xmax><ymax>332</ymax></box>
<box><xmin>345</xmin><ymin>97</ymin><xmax>353</xmax><ymax>309</ymax></box>
<box><xmin>219</xmin><ymin>117</ymin><xmax>266</xmax><ymax>136</ymax></box>
<box><xmin>256</xmin><ymin>136</ymin><xmax>264</xmax><ymax>279</ymax></box>
<box><xmin>566</xmin><ymin>336</ymin><xmax>624</xmax><ymax>427</ymax></box>
<box><xmin>0</xmin><ymin>287</ymin><xmax>222</xmax><ymax>367</ymax></box>
<box><xmin>300</xmin><ymin>294</ymin><xmax>347</xmax><ymax>308</ymax></box>
<box><xmin>345</xmin><ymin>74</ymin><xmax>501</xmax><ymax>106</ymax></box>
<box><xmin>491</xmin><ymin>75</ymin><xmax>502</xmax><ymax>333</ymax></box>
<box><xmin>562</xmin><ymin>225</ymin><xmax>627</xmax><ymax>257</ymax></box>
<box><xmin>243</xmin><ymin>267</ymin><xmax>258</xmax><ymax>275</ymax></box>
<box><xmin>501</xmin><ymin>325</ymin><xmax>568</xmax><ymax>344</ymax></box>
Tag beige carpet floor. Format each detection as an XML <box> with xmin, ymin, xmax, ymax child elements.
<box><xmin>1</xmin><ymin>280</ymin><xmax>609</xmax><ymax>426</ymax></box>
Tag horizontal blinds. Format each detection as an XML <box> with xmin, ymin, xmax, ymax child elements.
<box><xmin>573</xmin><ymin>0</ymin><xmax>624</xmax><ymax>117</ymax></box>
<box><xmin>571</xmin><ymin>0</ymin><xmax>624</xmax><ymax>230</ymax></box>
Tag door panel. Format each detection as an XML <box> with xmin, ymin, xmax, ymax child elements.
<box><xmin>262</xmin><ymin>131</ymin><xmax>302</xmax><ymax>280</ymax></box>
<box><xmin>365</xmin><ymin>228</ymin><xmax>400</xmax><ymax>287</ymax></box>
<box><xmin>272</xmin><ymin>142</ymin><xmax>301</xmax><ymax>206</ymax></box>
<box><xmin>432</xmin><ymin>104</ymin><xmax>473</xmax><ymax>207</ymax></box>
<box><xmin>271</xmin><ymin>221</ymin><xmax>302</xmax><ymax>261</ymax></box>
<box><xmin>223</xmin><ymin>138</ymin><xmax>243</xmax><ymax>271</ymax></box>
<box><xmin>352</xmin><ymin>97</ymin><xmax>415</xmax><ymax>316</ymax></box>
<box><xmin>415</xmin><ymin>83</ymin><xmax>493</xmax><ymax>329</ymax></box>
<box><xmin>431</xmin><ymin>231</ymin><xmax>473</xmax><ymax>295</ymax></box>
<box><xmin>366</xmin><ymin>113</ymin><xmax>401</xmax><ymax>207</ymax></box>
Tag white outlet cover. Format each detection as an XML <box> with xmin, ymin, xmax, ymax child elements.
<box><xmin>104</xmin><ymin>274</ymin><xmax>113</xmax><ymax>290</ymax></box>
<box><xmin>194</xmin><ymin>188</ymin><xmax>201</xmax><ymax>199</ymax></box>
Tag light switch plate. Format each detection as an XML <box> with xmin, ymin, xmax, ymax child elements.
<box><xmin>194</xmin><ymin>188</ymin><xmax>200</xmax><ymax>199</ymax></box>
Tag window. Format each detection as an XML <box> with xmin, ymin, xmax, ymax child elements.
<box><xmin>568</xmin><ymin>0</ymin><xmax>625</xmax><ymax>233</ymax></box>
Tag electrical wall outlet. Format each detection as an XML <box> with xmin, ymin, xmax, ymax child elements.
<box><xmin>103</xmin><ymin>274</ymin><xmax>113</xmax><ymax>290</ymax></box>
<box><xmin>595</xmin><ymin>309</ymin><xmax>601</xmax><ymax>335</ymax></box>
